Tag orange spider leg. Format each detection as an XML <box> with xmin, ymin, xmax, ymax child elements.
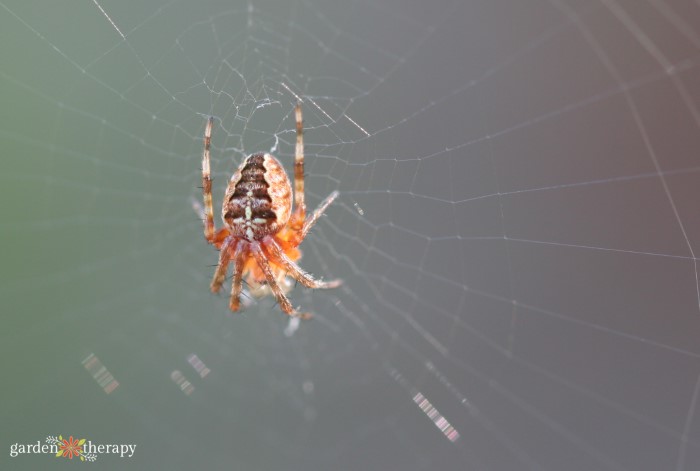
<box><xmin>250</xmin><ymin>242</ymin><xmax>311</xmax><ymax>319</ymax></box>
<box><xmin>212</xmin><ymin>227</ymin><xmax>230</xmax><ymax>249</ymax></box>
<box><xmin>241</xmin><ymin>240</ymin><xmax>292</xmax><ymax>287</ymax></box>
<box><xmin>285</xmin><ymin>190</ymin><xmax>339</xmax><ymax>247</ymax></box>
<box><xmin>201</xmin><ymin>116</ymin><xmax>217</xmax><ymax>243</ymax></box>
<box><xmin>301</xmin><ymin>191</ymin><xmax>339</xmax><ymax>243</ymax></box>
<box><xmin>262</xmin><ymin>238</ymin><xmax>341</xmax><ymax>289</ymax></box>
<box><xmin>293</xmin><ymin>103</ymin><xmax>306</xmax><ymax>226</ymax></box>
<box><xmin>210</xmin><ymin>237</ymin><xmax>235</xmax><ymax>293</ymax></box>
<box><xmin>228</xmin><ymin>242</ymin><xmax>246</xmax><ymax>311</ymax></box>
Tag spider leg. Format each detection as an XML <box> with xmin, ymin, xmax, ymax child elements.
<box><xmin>212</xmin><ymin>227</ymin><xmax>231</xmax><ymax>250</ymax></box>
<box><xmin>300</xmin><ymin>190</ymin><xmax>339</xmax><ymax>240</ymax></box>
<box><xmin>263</xmin><ymin>237</ymin><xmax>342</xmax><ymax>289</ymax></box>
<box><xmin>251</xmin><ymin>242</ymin><xmax>311</xmax><ymax>319</ymax></box>
<box><xmin>201</xmin><ymin>116</ymin><xmax>216</xmax><ymax>243</ymax></box>
<box><xmin>210</xmin><ymin>237</ymin><xmax>235</xmax><ymax>294</ymax></box>
<box><xmin>228</xmin><ymin>242</ymin><xmax>246</xmax><ymax>312</ymax></box>
<box><xmin>293</xmin><ymin>103</ymin><xmax>306</xmax><ymax>221</ymax></box>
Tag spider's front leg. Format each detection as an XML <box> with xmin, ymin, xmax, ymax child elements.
<box><xmin>293</xmin><ymin>103</ymin><xmax>306</xmax><ymax>222</ymax></box>
<box><xmin>289</xmin><ymin>104</ymin><xmax>339</xmax><ymax>242</ymax></box>
<box><xmin>201</xmin><ymin>116</ymin><xmax>218</xmax><ymax>244</ymax></box>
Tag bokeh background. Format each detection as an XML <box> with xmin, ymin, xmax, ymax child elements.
<box><xmin>2</xmin><ymin>0</ymin><xmax>700</xmax><ymax>470</ymax></box>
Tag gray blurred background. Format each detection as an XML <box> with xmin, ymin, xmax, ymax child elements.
<box><xmin>2</xmin><ymin>0</ymin><xmax>700</xmax><ymax>470</ymax></box>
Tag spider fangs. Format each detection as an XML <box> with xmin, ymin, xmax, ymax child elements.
<box><xmin>200</xmin><ymin>104</ymin><xmax>341</xmax><ymax>319</ymax></box>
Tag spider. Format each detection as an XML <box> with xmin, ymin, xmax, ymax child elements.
<box><xmin>200</xmin><ymin>104</ymin><xmax>341</xmax><ymax>319</ymax></box>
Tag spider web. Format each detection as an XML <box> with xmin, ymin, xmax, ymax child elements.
<box><xmin>2</xmin><ymin>0</ymin><xmax>700</xmax><ymax>469</ymax></box>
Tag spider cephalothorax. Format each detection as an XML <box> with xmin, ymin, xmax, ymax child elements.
<box><xmin>200</xmin><ymin>104</ymin><xmax>341</xmax><ymax>319</ymax></box>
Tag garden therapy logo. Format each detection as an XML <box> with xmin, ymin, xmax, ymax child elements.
<box><xmin>46</xmin><ymin>435</ymin><xmax>96</xmax><ymax>462</ymax></box>
<box><xmin>9</xmin><ymin>435</ymin><xmax>136</xmax><ymax>462</ymax></box>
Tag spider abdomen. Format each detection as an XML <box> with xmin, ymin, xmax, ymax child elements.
<box><xmin>222</xmin><ymin>153</ymin><xmax>292</xmax><ymax>240</ymax></box>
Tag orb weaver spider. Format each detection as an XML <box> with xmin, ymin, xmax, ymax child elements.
<box><xmin>200</xmin><ymin>104</ymin><xmax>341</xmax><ymax>319</ymax></box>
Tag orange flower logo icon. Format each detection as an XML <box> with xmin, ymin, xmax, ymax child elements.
<box><xmin>57</xmin><ymin>436</ymin><xmax>84</xmax><ymax>459</ymax></box>
<box><xmin>46</xmin><ymin>435</ymin><xmax>95</xmax><ymax>461</ymax></box>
